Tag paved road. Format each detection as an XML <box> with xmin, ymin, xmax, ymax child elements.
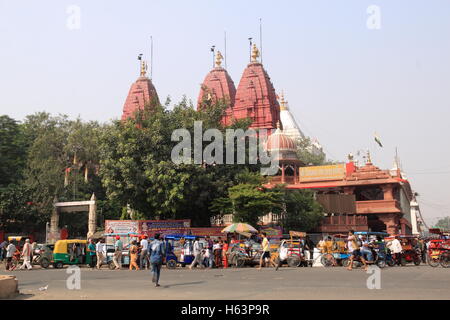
<box><xmin>1</xmin><ymin>264</ymin><xmax>450</xmax><ymax>300</ymax></box>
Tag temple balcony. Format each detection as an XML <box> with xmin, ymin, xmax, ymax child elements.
<box><xmin>356</xmin><ymin>200</ymin><xmax>402</xmax><ymax>214</ymax></box>
<box><xmin>314</xmin><ymin>215</ymin><xmax>368</xmax><ymax>233</ymax></box>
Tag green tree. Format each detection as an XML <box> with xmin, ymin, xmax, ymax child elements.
<box><xmin>0</xmin><ymin>115</ymin><xmax>27</xmax><ymax>188</ymax></box>
<box><xmin>281</xmin><ymin>188</ymin><xmax>324</xmax><ymax>232</ymax></box>
<box><xmin>435</xmin><ymin>217</ymin><xmax>450</xmax><ymax>230</ymax></box>
<box><xmin>296</xmin><ymin>137</ymin><xmax>327</xmax><ymax>166</ymax></box>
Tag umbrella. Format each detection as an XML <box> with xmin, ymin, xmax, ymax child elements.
<box><xmin>221</xmin><ymin>223</ymin><xmax>258</xmax><ymax>234</ymax></box>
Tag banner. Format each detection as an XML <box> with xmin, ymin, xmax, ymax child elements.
<box><xmin>105</xmin><ymin>220</ymin><xmax>139</xmax><ymax>234</ymax></box>
<box><xmin>189</xmin><ymin>227</ymin><xmax>224</xmax><ymax>238</ymax></box>
<box><xmin>139</xmin><ymin>219</ymin><xmax>191</xmax><ymax>232</ymax></box>
<box><xmin>289</xmin><ymin>231</ymin><xmax>306</xmax><ymax>238</ymax></box>
<box><xmin>260</xmin><ymin>226</ymin><xmax>283</xmax><ymax>240</ymax></box>
<box><xmin>299</xmin><ymin>164</ymin><xmax>346</xmax><ymax>182</ymax></box>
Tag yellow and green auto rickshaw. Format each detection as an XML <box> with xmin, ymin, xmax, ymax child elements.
<box><xmin>53</xmin><ymin>239</ymin><xmax>91</xmax><ymax>268</ymax></box>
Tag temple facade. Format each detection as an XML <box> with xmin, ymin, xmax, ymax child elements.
<box><xmin>264</xmin><ymin>153</ymin><xmax>423</xmax><ymax>235</ymax></box>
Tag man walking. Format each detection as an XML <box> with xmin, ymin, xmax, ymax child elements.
<box><xmin>149</xmin><ymin>233</ymin><xmax>165</xmax><ymax>287</ymax></box>
<box><xmin>113</xmin><ymin>235</ymin><xmax>123</xmax><ymax>270</ymax></box>
<box><xmin>140</xmin><ymin>235</ymin><xmax>149</xmax><ymax>270</ymax></box>
<box><xmin>347</xmin><ymin>230</ymin><xmax>368</xmax><ymax>271</ymax></box>
<box><xmin>258</xmin><ymin>232</ymin><xmax>271</xmax><ymax>270</ymax></box>
<box><xmin>87</xmin><ymin>238</ymin><xmax>97</xmax><ymax>269</ymax></box>
<box><xmin>0</xmin><ymin>239</ymin><xmax>7</xmax><ymax>261</ymax></box>
<box><xmin>96</xmin><ymin>238</ymin><xmax>105</xmax><ymax>269</ymax></box>
<box><xmin>5</xmin><ymin>240</ymin><xmax>16</xmax><ymax>271</ymax></box>
<box><xmin>189</xmin><ymin>237</ymin><xmax>203</xmax><ymax>269</ymax></box>
<box><xmin>19</xmin><ymin>239</ymin><xmax>33</xmax><ymax>270</ymax></box>
<box><xmin>205</xmin><ymin>236</ymin><xmax>214</xmax><ymax>268</ymax></box>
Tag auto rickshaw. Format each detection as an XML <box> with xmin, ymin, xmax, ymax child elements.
<box><xmin>164</xmin><ymin>234</ymin><xmax>196</xmax><ymax>268</ymax></box>
<box><xmin>52</xmin><ymin>239</ymin><xmax>90</xmax><ymax>268</ymax></box>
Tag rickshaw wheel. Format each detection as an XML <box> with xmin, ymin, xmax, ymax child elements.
<box><xmin>400</xmin><ymin>257</ymin><xmax>407</xmax><ymax>266</ymax></box>
<box><xmin>427</xmin><ymin>254</ymin><xmax>440</xmax><ymax>267</ymax></box>
<box><xmin>166</xmin><ymin>259</ymin><xmax>177</xmax><ymax>269</ymax></box>
<box><xmin>376</xmin><ymin>260</ymin><xmax>386</xmax><ymax>268</ymax></box>
<box><xmin>40</xmin><ymin>258</ymin><xmax>50</xmax><ymax>269</ymax></box>
<box><xmin>108</xmin><ymin>261</ymin><xmax>116</xmax><ymax>270</ymax></box>
<box><xmin>440</xmin><ymin>253</ymin><xmax>450</xmax><ymax>268</ymax></box>
<box><xmin>236</xmin><ymin>257</ymin><xmax>246</xmax><ymax>268</ymax></box>
<box><xmin>320</xmin><ymin>254</ymin><xmax>335</xmax><ymax>267</ymax></box>
<box><xmin>55</xmin><ymin>262</ymin><xmax>63</xmax><ymax>269</ymax></box>
<box><xmin>413</xmin><ymin>258</ymin><xmax>421</xmax><ymax>266</ymax></box>
<box><xmin>387</xmin><ymin>259</ymin><xmax>395</xmax><ymax>267</ymax></box>
<box><xmin>340</xmin><ymin>258</ymin><xmax>349</xmax><ymax>267</ymax></box>
<box><xmin>287</xmin><ymin>257</ymin><xmax>300</xmax><ymax>268</ymax></box>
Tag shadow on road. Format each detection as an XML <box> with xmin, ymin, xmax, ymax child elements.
<box><xmin>163</xmin><ymin>281</ymin><xmax>205</xmax><ymax>288</ymax></box>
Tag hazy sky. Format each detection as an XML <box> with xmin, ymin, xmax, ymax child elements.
<box><xmin>1</xmin><ymin>0</ymin><xmax>449</xmax><ymax>226</ymax></box>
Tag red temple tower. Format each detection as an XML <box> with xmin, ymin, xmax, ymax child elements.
<box><xmin>232</xmin><ymin>44</ymin><xmax>281</xmax><ymax>131</ymax></box>
<box><xmin>197</xmin><ymin>51</ymin><xmax>236</xmax><ymax>126</ymax></box>
<box><xmin>121</xmin><ymin>59</ymin><xmax>159</xmax><ymax>121</ymax></box>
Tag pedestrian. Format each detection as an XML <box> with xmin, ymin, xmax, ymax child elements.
<box><xmin>129</xmin><ymin>240</ymin><xmax>140</xmax><ymax>270</ymax></box>
<box><xmin>113</xmin><ymin>235</ymin><xmax>123</xmax><ymax>270</ymax></box>
<box><xmin>206</xmin><ymin>236</ymin><xmax>214</xmax><ymax>268</ymax></box>
<box><xmin>5</xmin><ymin>240</ymin><xmax>16</xmax><ymax>271</ymax></box>
<box><xmin>189</xmin><ymin>237</ymin><xmax>203</xmax><ymax>269</ymax></box>
<box><xmin>213</xmin><ymin>240</ymin><xmax>222</xmax><ymax>268</ymax></box>
<box><xmin>149</xmin><ymin>233</ymin><xmax>165</xmax><ymax>287</ymax></box>
<box><xmin>258</xmin><ymin>232</ymin><xmax>271</xmax><ymax>270</ymax></box>
<box><xmin>140</xmin><ymin>235</ymin><xmax>149</xmax><ymax>270</ymax></box>
<box><xmin>389</xmin><ymin>236</ymin><xmax>403</xmax><ymax>266</ymax></box>
<box><xmin>96</xmin><ymin>238</ymin><xmax>105</xmax><ymax>269</ymax></box>
<box><xmin>19</xmin><ymin>239</ymin><xmax>33</xmax><ymax>270</ymax></box>
<box><xmin>304</xmin><ymin>235</ymin><xmax>315</xmax><ymax>263</ymax></box>
<box><xmin>0</xmin><ymin>239</ymin><xmax>7</xmax><ymax>261</ymax></box>
<box><xmin>87</xmin><ymin>238</ymin><xmax>97</xmax><ymax>269</ymax></box>
<box><xmin>222</xmin><ymin>240</ymin><xmax>229</xmax><ymax>268</ymax></box>
<box><xmin>347</xmin><ymin>230</ymin><xmax>368</xmax><ymax>271</ymax></box>
<box><xmin>31</xmin><ymin>240</ymin><xmax>37</xmax><ymax>262</ymax></box>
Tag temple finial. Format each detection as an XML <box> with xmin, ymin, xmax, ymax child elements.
<box><xmin>140</xmin><ymin>59</ymin><xmax>148</xmax><ymax>77</ymax></box>
<box><xmin>366</xmin><ymin>149</ymin><xmax>372</xmax><ymax>164</ymax></box>
<box><xmin>215</xmin><ymin>51</ymin><xmax>224</xmax><ymax>68</ymax></box>
<box><xmin>251</xmin><ymin>44</ymin><xmax>260</xmax><ymax>63</ymax></box>
<box><xmin>279</xmin><ymin>91</ymin><xmax>287</xmax><ymax>110</ymax></box>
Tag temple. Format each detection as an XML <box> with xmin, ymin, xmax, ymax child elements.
<box><xmin>121</xmin><ymin>59</ymin><xmax>159</xmax><ymax>121</ymax></box>
<box><xmin>278</xmin><ymin>92</ymin><xmax>305</xmax><ymax>141</ymax></box>
<box><xmin>231</xmin><ymin>44</ymin><xmax>281</xmax><ymax>131</ymax></box>
<box><xmin>264</xmin><ymin>152</ymin><xmax>424</xmax><ymax>235</ymax></box>
<box><xmin>197</xmin><ymin>51</ymin><xmax>236</xmax><ymax>126</ymax></box>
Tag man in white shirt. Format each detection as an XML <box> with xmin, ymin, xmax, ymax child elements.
<box><xmin>96</xmin><ymin>239</ymin><xmax>106</xmax><ymax>269</ymax></box>
<box><xmin>19</xmin><ymin>239</ymin><xmax>33</xmax><ymax>270</ymax></box>
<box><xmin>140</xmin><ymin>235</ymin><xmax>149</xmax><ymax>270</ymax></box>
<box><xmin>389</xmin><ymin>236</ymin><xmax>403</xmax><ymax>266</ymax></box>
<box><xmin>189</xmin><ymin>237</ymin><xmax>203</xmax><ymax>269</ymax></box>
<box><xmin>5</xmin><ymin>241</ymin><xmax>17</xmax><ymax>271</ymax></box>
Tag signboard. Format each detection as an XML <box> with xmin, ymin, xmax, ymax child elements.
<box><xmin>260</xmin><ymin>226</ymin><xmax>283</xmax><ymax>240</ymax></box>
<box><xmin>143</xmin><ymin>228</ymin><xmax>190</xmax><ymax>238</ymax></box>
<box><xmin>105</xmin><ymin>220</ymin><xmax>139</xmax><ymax>234</ymax></box>
<box><xmin>190</xmin><ymin>227</ymin><xmax>224</xmax><ymax>238</ymax></box>
<box><xmin>289</xmin><ymin>231</ymin><xmax>306</xmax><ymax>238</ymax></box>
<box><xmin>299</xmin><ymin>164</ymin><xmax>346</xmax><ymax>182</ymax></box>
<box><xmin>139</xmin><ymin>219</ymin><xmax>191</xmax><ymax>233</ymax></box>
